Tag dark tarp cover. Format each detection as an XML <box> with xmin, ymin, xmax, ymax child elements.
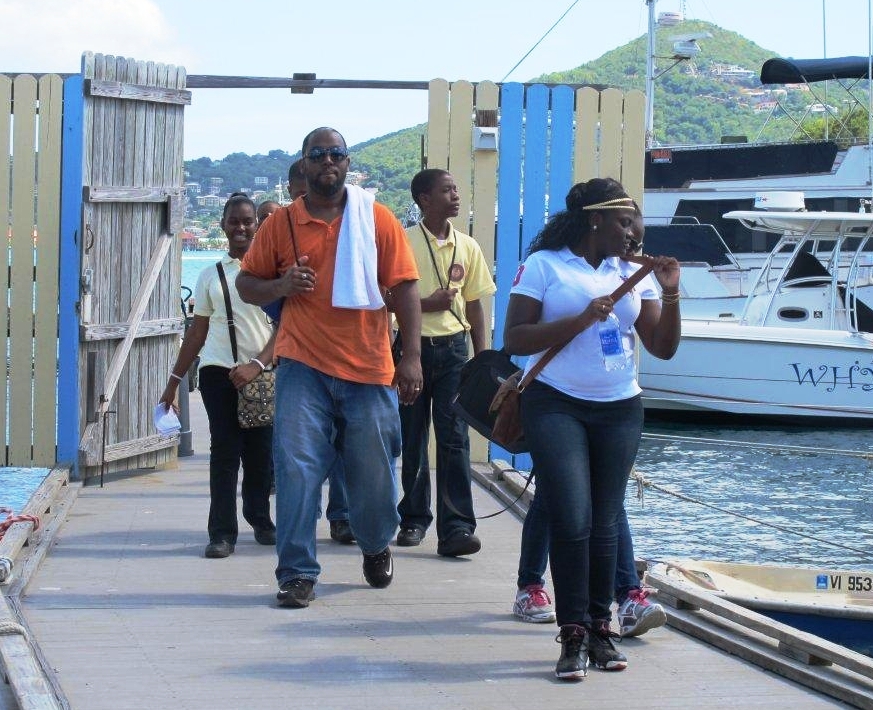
<box><xmin>760</xmin><ymin>56</ymin><xmax>871</xmax><ymax>84</ymax></box>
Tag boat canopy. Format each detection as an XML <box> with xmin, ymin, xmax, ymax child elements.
<box><xmin>760</xmin><ymin>56</ymin><xmax>871</xmax><ymax>84</ymax></box>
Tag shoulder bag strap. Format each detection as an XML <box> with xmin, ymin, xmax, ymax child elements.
<box><xmin>216</xmin><ymin>262</ymin><xmax>238</xmax><ymax>364</ymax></box>
<box><xmin>517</xmin><ymin>257</ymin><xmax>655</xmax><ymax>391</ymax></box>
<box><xmin>284</xmin><ymin>206</ymin><xmax>301</xmax><ymax>266</ymax></box>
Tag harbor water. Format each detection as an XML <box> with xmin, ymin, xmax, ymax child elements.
<box><xmin>1</xmin><ymin>467</ymin><xmax>50</xmax><ymax>512</ymax></box>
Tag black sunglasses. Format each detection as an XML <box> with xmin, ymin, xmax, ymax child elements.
<box><xmin>305</xmin><ymin>146</ymin><xmax>349</xmax><ymax>162</ymax></box>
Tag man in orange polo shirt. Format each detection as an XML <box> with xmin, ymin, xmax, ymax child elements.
<box><xmin>237</xmin><ymin>127</ymin><xmax>422</xmax><ymax>608</ymax></box>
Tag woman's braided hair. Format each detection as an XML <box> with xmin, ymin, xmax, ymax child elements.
<box><xmin>526</xmin><ymin>177</ymin><xmax>629</xmax><ymax>256</ymax></box>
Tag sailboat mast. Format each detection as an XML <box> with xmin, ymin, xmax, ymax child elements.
<box><xmin>645</xmin><ymin>0</ymin><xmax>656</xmax><ymax>147</ymax></box>
<box><xmin>868</xmin><ymin>0</ymin><xmax>873</xmax><ymax>200</ymax></box>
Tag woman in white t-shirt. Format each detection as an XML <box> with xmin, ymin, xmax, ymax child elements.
<box><xmin>503</xmin><ymin>178</ymin><xmax>680</xmax><ymax>681</ymax></box>
<box><xmin>160</xmin><ymin>193</ymin><xmax>276</xmax><ymax>560</ymax></box>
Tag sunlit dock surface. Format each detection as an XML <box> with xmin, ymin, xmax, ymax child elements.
<box><xmin>5</xmin><ymin>392</ymin><xmax>852</xmax><ymax>710</ymax></box>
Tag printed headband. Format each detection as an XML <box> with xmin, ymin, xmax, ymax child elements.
<box><xmin>582</xmin><ymin>197</ymin><xmax>635</xmax><ymax>211</ymax></box>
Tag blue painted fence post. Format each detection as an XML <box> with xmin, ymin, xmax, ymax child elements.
<box><xmin>57</xmin><ymin>75</ymin><xmax>83</xmax><ymax>476</ymax></box>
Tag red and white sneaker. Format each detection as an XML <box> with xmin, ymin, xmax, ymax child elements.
<box><xmin>617</xmin><ymin>587</ymin><xmax>667</xmax><ymax>637</ymax></box>
<box><xmin>513</xmin><ymin>584</ymin><xmax>556</xmax><ymax>623</ymax></box>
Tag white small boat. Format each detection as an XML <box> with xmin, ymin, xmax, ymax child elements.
<box><xmin>639</xmin><ymin>207</ymin><xmax>873</xmax><ymax>424</ymax></box>
<box><xmin>649</xmin><ymin>559</ymin><xmax>873</xmax><ymax>657</ymax></box>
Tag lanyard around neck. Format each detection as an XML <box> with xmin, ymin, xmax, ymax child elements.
<box><xmin>418</xmin><ymin>222</ymin><xmax>465</xmax><ymax>332</ymax></box>
<box><xmin>419</xmin><ymin>222</ymin><xmax>457</xmax><ymax>289</ymax></box>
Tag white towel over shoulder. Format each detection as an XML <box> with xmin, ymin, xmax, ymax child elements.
<box><xmin>332</xmin><ymin>185</ymin><xmax>384</xmax><ymax>310</ymax></box>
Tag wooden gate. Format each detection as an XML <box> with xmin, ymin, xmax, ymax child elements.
<box><xmin>427</xmin><ymin>80</ymin><xmax>645</xmax><ymax>467</ymax></box>
<box><xmin>74</xmin><ymin>52</ymin><xmax>190</xmax><ymax>478</ymax></box>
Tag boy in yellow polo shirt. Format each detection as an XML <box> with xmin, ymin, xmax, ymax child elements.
<box><xmin>395</xmin><ymin>169</ymin><xmax>496</xmax><ymax>556</ymax></box>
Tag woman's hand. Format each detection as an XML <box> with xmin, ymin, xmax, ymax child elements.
<box><xmin>649</xmin><ymin>255</ymin><xmax>680</xmax><ymax>292</ymax></box>
<box><xmin>157</xmin><ymin>388</ymin><xmax>178</xmax><ymax>413</ymax></box>
<box><xmin>584</xmin><ymin>296</ymin><xmax>615</xmax><ymax>323</ymax></box>
<box><xmin>229</xmin><ymin>361</ymin><xmax>263</xmax><ymax>389</ymax></box>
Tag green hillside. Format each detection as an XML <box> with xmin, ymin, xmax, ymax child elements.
<box><xmin>185</xmin><ymin>19</ymin><xmax>860</xmax><ymax>219</ymax></box>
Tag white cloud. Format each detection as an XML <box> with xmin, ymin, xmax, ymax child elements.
<box><xmin>0</xmin><ymin>0</ymin><xmax>192</xmax><ymax>73</ymax></box>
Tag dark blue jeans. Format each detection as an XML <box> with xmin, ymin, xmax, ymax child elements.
<box><xmin>398</xmin><ymin>332</ymin><xmax>475</xmax><ymax>541</ymax></box>
<box><xmin>198</xmin><ymin>366</ymin><xmax>274</xmax><ymax>544</ymax></box>
<box><xmin>518</xmin><ymin>481</ymin><xmax>641</xmax><ymax>602</ymax></box>
<box><xmin>521</xmin><ymin>380</ymin><xmax>643</xmax><ymax>627</ymax></box>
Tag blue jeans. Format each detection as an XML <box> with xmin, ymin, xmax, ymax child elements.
<box><xmin>520</xmin><ymin>381</ymin><xmax>643</xmax><ymax>627</ymax></box>
<box><xmin>397</xmin><ymin>332</ymin><xmax>475</xmax><ymax>540</ymax></box>
<box><xmin>518</xmin><ymin>480</ymin><xmax>641</xmax><ymax>603</ymax></box>
<box><xmin>325</xmin><ymin>451</ymin><xmax>349</xmax><ymax>522</ymax></box>
<box><xmin>273</xmin><ymin>358</ymin><xmax>401</xmax><ymax>584</ymax></box>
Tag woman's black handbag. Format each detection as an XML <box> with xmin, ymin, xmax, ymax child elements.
<box><xmin>451</xmin><ymin>349</ymin><xmax>527</xmax><ymax>454</ymax></box>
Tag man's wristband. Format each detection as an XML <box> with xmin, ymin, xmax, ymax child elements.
<box><xmin>169</xmin><ymin>372</ymin><xmax>183</xmax><ymax>382</ymax></box>
<box><xmin>250</xmin><ymin>358</ymin><xmax>267</xmax><ymax>371</ymax></box>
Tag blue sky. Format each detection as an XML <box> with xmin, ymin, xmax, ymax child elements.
<box><xmin>1</xmin><ymin>0</ymin><xmax>871</xmax><ymax>159</ymax></box>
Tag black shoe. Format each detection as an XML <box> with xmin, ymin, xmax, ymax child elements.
<box><xmin>254</xmin><ymin>528</ymin><xmax>276</xmax><ymax>546</ymax></box>
<box><xmin>437</xmin><ymin>531</ymin><xmax>481</xmax><ymax>557</ymax></box>
<box><xmin>396</xmin><ymin>526</ymin><xmax>424</xmax><ymax>547</ymax></box>
<box><xmin>329</xmin><ymin>519</ymin><xmax>356</xmax><ymax>544</ymax></box>
<box><xmin>277</xmin><ymin>578</ymin><xmax>316</xmax><ymax>608</ymax></box>
<box><xmin>555</xmin><ymin>624</ymin><xmax>589</xmax><ymax>680</ymax></box>
<box><xmin>362</xmin><ymin>547</ymin><xmax>394</xmax><ymax>588</ymax></box>
<box><xmin>204</xmin><ymin>540</ymin><xmax>234</xmax><ymax>558</ymax></box>
<box><xmin>587</xmin><ymin>620</ymin><xmax>627</xmax><ymax>671</ymax></box>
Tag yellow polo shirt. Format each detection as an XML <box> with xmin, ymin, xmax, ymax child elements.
<box><xmin>406</xmin><ymin>222</ymin><xmax>496</xmax><ymax>338</ymax></box>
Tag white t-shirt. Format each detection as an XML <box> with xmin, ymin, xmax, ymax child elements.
<box><xmin>194</xmin><ymin>254</ymin><xmax>273</xmax><ymax>370</ymax></box>
<box><xmin>510</xmin><ymin>247</ymin><xmax>659</xmax><ymax>401</ymax></box>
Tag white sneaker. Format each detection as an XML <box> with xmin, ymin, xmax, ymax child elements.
<box><xmin>513</xmin><ymin>584</ymin><xmax>557</xmax><ymax>623</ymax></box>
<box><xmin>617</xmin><ymin>587</ymin><xmax>667</xmax><ymax>637</ymax></box>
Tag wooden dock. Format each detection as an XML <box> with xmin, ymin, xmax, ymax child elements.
<box><xmin>0</xmin><ymin>392</ymin><xmax>858</xmax><ymax>709</ymax></box>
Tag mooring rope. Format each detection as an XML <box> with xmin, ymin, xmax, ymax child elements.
<box><xmin>0</xmin><ymin>619</ymin><xmax>29</xmax><ymax>640</ymax></box>
<box><xmin>641</xmin><ymin>432</ymin><xmax>873</xmax><ymax>460</ymax></box>
<box><xmin>0</xmin><ymin>507</ymin><xmax>40</xmax><ymax>542</ymax></box>
<box><xmin>630</xmin><ymin>469</ymin><xmax>871</xmax><ymax>558</ymax></box>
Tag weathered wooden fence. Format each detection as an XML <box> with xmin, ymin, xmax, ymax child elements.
<box><xmin>0</xmin><ymin>72</ymin><xmax>65</xmax><ymax>468</ymax></box>
<box><xmin>427</xmin><ymin>80</ymin><xmax>645</xmax><ymax>467</ymax></box>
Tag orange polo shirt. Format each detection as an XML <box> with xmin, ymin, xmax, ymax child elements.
<box><xmin>241</xmin><ymin>197</ymin><xmax>419</xmax><ymax>385</ymax></box>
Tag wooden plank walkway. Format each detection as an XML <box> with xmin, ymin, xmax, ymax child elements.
<box><xmin>3</xmin><ymin>392</ymin><xmax>851</xmax><ymax>710</ymax></box>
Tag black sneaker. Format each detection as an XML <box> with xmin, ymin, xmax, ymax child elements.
<box><xmin>254</xmin><ymin>528</ymin><xmax>276</xmax><ymax>546</ymax></box>
<box><xmin>396</xmin><ymin>526</ymin><xmax>424</xmax><ymax>547</ymax></box>
<box><xmin>362</xmin><ymin>547</ymin><xmax>394</xmax><ymax>588</ymax></box>
<box><xmin>436</xmin><ymin>531</ymin><xmax>481</xmax><ymax>557</ymax></box>
<box><xmin>329</xmin><ymin>519</ymin><xmax>356</xmax><ymax>544</ymax></box>
<box><xmin>277</xmin><ymin>578</ymin><xmax>315</xmax><ymax>608</ymax></box>
<box><xmin>204</xmin><ymin>540</ymin><xmax>234</xmax><ymax>558</ymax></box>
<box><xmin>555</xmin><ymin>624</ymin><xmax>589</xmax><ymax>680</ymax></box>
<box><xmin>588</xmin><ymin>620</ymin><xmax>627</xmax><ymax>671</ymax></box>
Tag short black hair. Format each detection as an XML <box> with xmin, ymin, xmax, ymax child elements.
<box><xmin>222</xmin><ymin>191</ymin><xmax>255</xmax><ymax>220</ymax></box>
<box><xmin>301</xmin><ymin>127</ymin><xmax>347</xmax><ymax>155</ymax></box>
<box><xmin>410</xmin><ymin>168</ymin><xmax>450</xmax><ymax>207</ymax></box>
<box><xmin>287</xmin><ymin>158</ymin><xmax>305</xmax><ymax>185</ymax></box>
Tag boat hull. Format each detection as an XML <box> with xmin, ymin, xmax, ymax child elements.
<box><xmin>639</xmin><ymin>322</ymin><xmax>873</xmax><ymax>423</ymax></box>
<box><xmin>651</xmin><ymin>560</ymin><xmax>873</xmax><ymax>657</ymax></box>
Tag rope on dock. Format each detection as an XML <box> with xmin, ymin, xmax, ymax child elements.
<box><xmin>641</xmin><ymin>432</ymin><xmax>873</xmax><ymax>460</ymax></box>
<box><xmin>0</xmin><ymin>619</ymin><xmax>29</xmax><ymax>640</ymax></box>
<box><xmin>630</xmin><ymin>469</ymin><xmax>871</xmax><ymax>557</ymax></box>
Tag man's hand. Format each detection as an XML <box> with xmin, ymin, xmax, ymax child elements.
<box><xmin>423</xmin><ymin>287</ymin><xmax>457</xmax><ymax>312</ymax></box>
<box><xmin>392</xmin><ymin>353</ymin><xmax>423</xmax><ymax>405</ymax></box>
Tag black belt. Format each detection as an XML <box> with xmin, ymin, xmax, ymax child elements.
<box><xmin>421</xmin><ymin>331</ymin><xmax>466</xmax><ymax>347</ymax></box>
